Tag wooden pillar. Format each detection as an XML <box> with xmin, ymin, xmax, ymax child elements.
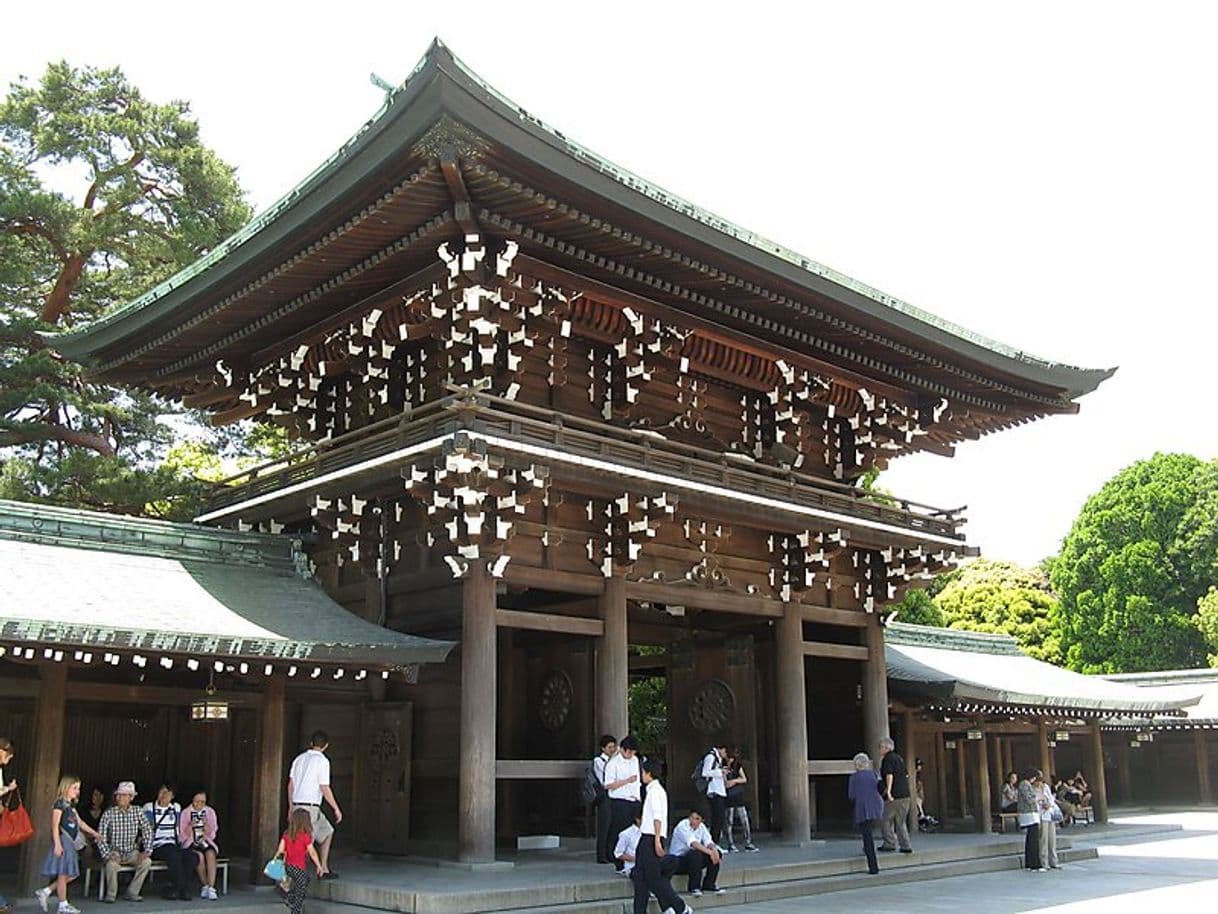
<box><xmin>775</xmin><ymin>601</ymin><xmax>810</xmax><ymax>844</ymax></box>
<box><xmin>974</xmin><ymin>731</ymin><xmax>992</xmax><ymax>833</ymax></box>
<box><xmin>1089</xmin><ymin>724</ymin><xmax>1109</xmax><ymax>823</ymax></box>
<box><xmin>596</xmin><ymin>574</ymin><xmax>628</xmax><ymax>740</ymax></box>
<box><xmin>933</xmin><ymin>733</ymin><xmax>947</xmax><ymax>818</ymax></box>
<box><xmin>861</xmin><ymin>615</ymin><xmax>890</xmax><ymax>754</ymax></box>
<box><xmin>955</xmin><ymin>742</ymin><xmax>968</xmax><ymax>817</ymax></box>
<box><xmin>252</xmin><ymin>676</ymin><xmax>285</xmax><ymax>881</ymax></box>
<box><xmin>1037</xmin><ymin>722</ymin><xmax>1053</xmax><ymax>780</ymax></box>
<box><xmin>1002</xmin><ymin>738</ymin><xmax>1014</xmax><ymax>779</ymax></box>
<box><xmin>21</xmin><ymin>664</ymin><xmax>67</xmax><ymax>891</ymax></box>
<box><xmin>903</xmin><ymin>710</ymin><xmax>918</xmax><ymax>835</ymax></box>
<box><xmin>988</xmin><ymin>735</ymin><xmax>1004</xmax><ymax>811</ymax></box>
<box><xmin>1195</xmin><ymin>731</ymin><xmax>1213</xmax><ymax>805</ymax></box>
<box><xmin>458</xmin><ymin>561</ymin><xmax>497</xmax><ymax>862</ymax></box>
<box><xmin>1116</xmin><ymin>739</ymin><xmax>1132</xmax><ymax>804</ymax></box>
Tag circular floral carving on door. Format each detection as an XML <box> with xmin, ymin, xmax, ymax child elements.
<box><xmin>689</xmin><ymin>679</ymin><xmax>735</xmax><ymax>734</ymax></box>
<box><xmin>539</xmin><ymin>670</ymin><xmax>573</xmax><ymax>731</ymax></box>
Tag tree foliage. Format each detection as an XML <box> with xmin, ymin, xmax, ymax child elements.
<box><xmin>0</xmin><ymin>62</ymin><xmax>251</xmax><ymax>517</ymax></box>
<box><xmin>1051</xmin><ymin>453</ymin><xmax>1218</xmax><ymax>673</ymax></box>
<box><xmin>1198</xmin><ymin>587</ymin><xmax>1218</xmax><ymax>668</ymax></box>
<box><xmin>891</xmin><ymin>559</ymin><xmax>1061</xmax><ymax>662</ymax></box>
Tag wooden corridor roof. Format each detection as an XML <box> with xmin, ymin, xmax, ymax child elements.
<box><xmin>0</xmin><ymin>499</ymin><xmax>454</xmax><ymax>669</ymax></box>
<box><xmin>47</xmin><ymin>40</ymin><xmax>1113</xmax><ymax>441</ymax></box>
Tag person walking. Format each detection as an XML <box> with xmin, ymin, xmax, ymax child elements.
<box><xmin>604</xmin><ymin>736</ymin><xmax>642</xmax><ymax>873</ymax></box>
<box><xmin>287</xmin><ymin>731</ymin><xmax>343</xmax><ymax>880</ymax></box>
<box><xmin>632</xmin><ymin>759</ymin><xmax>691</xmax><ymax>914</ymax></box>
<box><xmin>1037</xmin><ymin>772</ymin><xmax>1061</xmax><ymax>869</ymax></box>
<box><xmin>847</xmin><ymin>753</ymin><xmax>885</xmax><ymax>875</ymax></box>
<box><xmin>877</xmin><ymin>738</ymin><xmax>912</xmax><ymax>853</ymax></box>
<box><xmin>96</xmin><ymin>781</ymin><xmax>154</xmax><ymax>902</ymax></box>
<box><xmin>35</xmin><ymin>776</ymin><xmax>100</xmax><ymax>914</ymax></box>
<box><xmin>143</xmin><ymin>784</ymin><xmax>192</xmax><ymax>900</ymax></box>
<box><xmin>1017</xmin><ymin>769</ymin><xmax>1042</xmax><ymax>871</ymax></box>
<box><xmin>276</xmin><ymin>808</ymin><xmax>327</xmax><ymax>914</ymax></box>
<box><xmin>592</xmin><ymin>735</ymin><xmax>617</xmax><ymax>864</ymax></box>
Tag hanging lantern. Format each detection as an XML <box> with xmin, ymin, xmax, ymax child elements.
<box><xmin>191</xmin><ymin>670</ymin><xmax>229</xmax><ymax>722</ymax></box>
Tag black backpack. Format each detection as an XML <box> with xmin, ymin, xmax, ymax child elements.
<box><xmin>691</xmin><ymin>750</ymin><xmax>713</xmax><ymax>794</ymax></box>
<box><xmin>580</xmin><ymin>761</ymin><xmax>604</xmax><ymax>805</ymax></box>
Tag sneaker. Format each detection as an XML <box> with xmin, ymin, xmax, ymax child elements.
<box><xmin>744</xmin><ymin>843</ymin><xmax>759</xmax><ymax>852</ymax></box>
<box><xmin>1037</xmin><ymin>867</ymin><xmax>1048</xmax><ymax>872</ymax></box>
<box><xmin>900</xmin><ymin>848</ymin><xmax>913</xmax><ymax>854</ymax></box>
<box><xmin>200</xmin><ymin>888</ymin><xmax>209</xmax><ymax>899</ymax></box>
<box><xmin>121</xmin><ymin>893</ymin><xmax>145</xmax><ymax>902</ymax></box>
<box><xmin>691</xmin><ymin>889</ymin><xmax>703</xmax><ymax>897</ymax></box>
<box><xmin>320</xmin><ymin>871</ymin><xmax>339</xmax><ymax>880</ymax></box>
<box><xmin>207</xmin><ymin>886</ymin><xmax>220</xmax><ymax>900</ymax></box>
<box><xmin>58</xmin><ymin>905</ymin><xmax>81</xmax><ymax>914</ymax></box>
<box><xmin>36</xmin><ymin>887</ymin><xmax>51</xmax><ymax>913</ymax></box>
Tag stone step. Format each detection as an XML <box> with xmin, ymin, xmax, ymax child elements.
<box><xmin>309</xmin><ymin>844</ymin><xmax>1096</xmax><ymax>914</ymax></box>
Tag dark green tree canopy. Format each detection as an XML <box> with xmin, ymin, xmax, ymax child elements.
<box><xmin>1051</xmin><ymin>453</ymin><xmax>1218</xmax><ymax>673</ymax></box>
<box><xmin>0</xmin><ymin>62</ymin><xmax>251</xmax><ymax>515</ymax></box>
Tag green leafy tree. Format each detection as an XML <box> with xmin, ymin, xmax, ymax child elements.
<box><xmin>1052</xmin><ymin>453</ymin><xmax>1218</xmax><ymax>673</ymax></box>
<box><xmin>890</xmin><ymin>559</ymin><xmax>1061</xmax><ymax>663</ymax></box>
<box><xmin>0</xmin><ymin>62</ymin><xmax>251</xmax><ymax>516</ymax></box>
<box><xmin>1198</xmin><ymin>587</ymin><xmax>1218</xmax><ymax>667</ymax></box>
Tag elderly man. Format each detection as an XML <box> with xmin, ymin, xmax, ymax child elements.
<box><xmin>96</xmin><ymin>781</ymin><xmax>154</xmax><ymax>902</ymax></box>
<box><xmin>670</xmin><ymin>809</ymin><xmax>725</xmax><ymax>897</ymax></box>
<box><xmin>878</xmin><ymin>738</ymin><xmax>913</xmax><ymax>854</ymax></box>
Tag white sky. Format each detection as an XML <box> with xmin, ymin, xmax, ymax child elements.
<box><xmin>4</xmin><ymin>1</ymin><xmax>1215</xmax><ymax>565</ymax></box>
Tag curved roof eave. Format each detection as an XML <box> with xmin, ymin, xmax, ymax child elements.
<box><xmin>48</xmin><ymin>39</ymin><xmax>1115</xmax><ymax>400</ymax></box>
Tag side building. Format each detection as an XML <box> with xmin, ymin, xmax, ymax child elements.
<box><xmin>48</xmin><ymin>40</ymin><xmax>1114</xmax><ymax>861</ymax></box>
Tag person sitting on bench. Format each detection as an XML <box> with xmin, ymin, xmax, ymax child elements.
<box><xmin>142</xmin><ymin>784</ymin><xmax>192</xmax><ymax>901</ymax></box>
<box><xmin>96</xmin><ymin>781</ymin><xmax>154</xmax><ymax>903</ymax></box>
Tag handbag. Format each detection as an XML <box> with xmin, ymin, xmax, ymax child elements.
<box><xmin>1049</xmin><ymin>803</ymin><xmax>1064</xmax><ymax>824</ymax></box>
<box><xmin>263</xmin><ymin>857</ymin><xmax>286</xmax><ymax>882</ymax></box>
<box><xmin>0</xmin><ymin>789</ymin><xmax>34</xmax><ymax>847</ymax></box>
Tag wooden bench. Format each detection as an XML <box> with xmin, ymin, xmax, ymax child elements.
<box><xmin>83</xmin><ymin>858</ymin><xmax>229</xmax><ymax>900</ymax></box>
<box><xmin>996</xmin><ymin>812</ymin><xmax>1020</xmax><ymax>833</ymax></box>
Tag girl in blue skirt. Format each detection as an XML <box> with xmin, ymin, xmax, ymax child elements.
<box><xmin>35</xmin><ymin>776</ymin><xmax>100</xmax><ymax>914</ymax></box>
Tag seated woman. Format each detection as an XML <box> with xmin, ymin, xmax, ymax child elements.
<box><xmin>1000</xmin><ymin>771</ymin><xmax>1019</xmax><ymax>813</ymax></box>
<box><xmin>1053</xmin><ymin>775</ymin><xmax>1077</xmax><ymax>824</ymax></box>
<box><xmin>79</xmin><ymin>786</ymin><xmax>107</xmax><ymax>835</ymax></box>
<box><xmin>721</xmin><ymin>748</ymin><xmax>757</xmax><ymax>852</ymax></box>
<box><xmin>178</xmin><ymin>790</ymin><xmax>220</xmax><ymax>900</ymax></box>
<box><xmin>1073</xmin><ymin>771</ymin><xmax>1094</xmax><ymax>808</ymax></box>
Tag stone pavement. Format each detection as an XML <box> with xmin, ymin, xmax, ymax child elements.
<box><xmin>735</xmin><ymin>810</ymin><xmax>1218</xmax><ymax>913</ymax></box>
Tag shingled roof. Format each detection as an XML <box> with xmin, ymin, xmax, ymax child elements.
<box><xmin>0</xmin><ymin>499</ymin><xmax>453</xmax><ymax>669</ymax></box>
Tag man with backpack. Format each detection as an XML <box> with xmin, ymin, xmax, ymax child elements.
<box><xmin>694</xmin><ymin>744</ymin><xmax>729</xmax><ymax>850</ymax></box>
<box><xmin>583</xmin><ymin>734</ymin><xmax>617</xmax><ymax>864</ymax></box>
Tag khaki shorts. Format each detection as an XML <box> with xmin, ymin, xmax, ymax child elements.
<box><xmin>292</xmin><ymin>804</ymin><xmax>334</xmax><ymax>844</ymax></box>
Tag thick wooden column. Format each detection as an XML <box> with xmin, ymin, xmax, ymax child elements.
<box><xmin>1195</xmin><ymin>731</ymin><xmax>1213</xmax><ymax>805</ymax></box>
<box><xmin>955</xmin><ymin>742</ymin><xmax>968</xmax><ymax>817</ymax></box>
<box><xmin>862</xmin><ymin>615</ymin><xmax>890</xmax><ymax>755</ymax></box>
<box><xmin>933</xmin><ymin>734</ymin><xmax>948</xmax><ymax>818</ymax></box>
<box><xmin>1037</xmin><ymin>722</ymin><xmax>1053</xmax><ymax>779</ymax></box>
<box><xmin>1002</xmin><ymin>738</ymin><xmax>1014</xmax><ymax>779</ymax></box>
<box><xmin>974</xmin><ymin>732</ymin><xmax>992</xmax><ymax>833</ymax></box>
<box><xmin>252</xmin><ymin>676</ymin><xmax>286</xmax><ymax>881</ymax></box>
<box><xmin>1116</xmin><ymin>740</ymin><xmax>1132</xmax><ymax>804</ymax></box>
<box><xmin>21</xmin><ymin>664</ymin><xmax>67</xmax><ymax>891</ymax></box>
<box><xmin>989</xmin><ymin>735</ymin><xmax>1004</xmax><ymax>805</ymax></box>
<box><xmin>775</xmin><ymin>602</ymin><xmax>810</xmax><ymax>844</ymax></box>
<box><xmin>459</xmin><ymin>561</ymin><xmax>497</xmax><ymax>862</ymax></box>
<box><xmin>596</xmin><ymin>574</ymin><xmax>629</xmax><ymax>740</ymax></box>
<box><xmin>903</xmin><ymin>710</ymin><xmax>918</xmax><ymax>835</ymax></box>
<box><xmin>1089</xmin><ymin>724</ymin><xmax>1109</xmax><ymax>823</ymax></box>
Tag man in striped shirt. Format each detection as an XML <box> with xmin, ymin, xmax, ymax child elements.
<box><xmin>143</xmin><ymin>784</ymin><xmax>192</xmax><ymax>901</ymax></box>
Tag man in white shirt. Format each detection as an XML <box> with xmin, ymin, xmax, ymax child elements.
<box><xmin>613</xmin><ymin>814</ymin><xmax>641</xmax><ymax>876</ymax></box>
<box><xmin>286</xmin><ymin>730</ymin><xmax>344</xmax><ymax>879</ymax></box>
<box><xmin>670</xmin><ymin>810</ymin><xmax>724</xmax><ymax>897</ymax></box>
<box><xmin>632</xmin><ymin>759</ymin><xmax>691</xmax><ymax>914</ymax></box>
<box><xmin>604</xmin><ymin>735</ymin><xmax>641</xmax><ymax>873</ymax></box>
<box><xmin>699</xmin><ymin>744</ymin><xmax>728</xmax><ymax>851</ymax></box>
<box><xmin>594</xmin><ymin>734</ymin><xmax>618</xmax><ymax>864</ymax></box>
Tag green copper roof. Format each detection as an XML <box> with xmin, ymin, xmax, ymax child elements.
<box><xmin>49</xmin><ymin>39</ymin><xmax>1114</xmax><ymax>398</ymax></box>
<box><xmin>0</xmin><ymin>499</ymin><xmax>453</xmax><ymax>667</ymax></box>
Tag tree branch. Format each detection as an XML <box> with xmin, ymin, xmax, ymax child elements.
<box><xmin>0</xmin><ymin>422</ymin><xmax>116</xmax><ymax>457</ymax></box>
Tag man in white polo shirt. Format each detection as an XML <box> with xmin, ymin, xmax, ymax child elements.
<box><xmin>286</xmin><ymin>730</ymin><xmax>343</xmax><ymax>879</ymax></box>
<box><xmin>632</xmin><ymin>759</ymin><xmax>691</xmax><ymax>914</ymax></box>
<box><xmin>670</xmin><ymin>809</ymin><xmax>724</xmax><ymax>897</ymax></box>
